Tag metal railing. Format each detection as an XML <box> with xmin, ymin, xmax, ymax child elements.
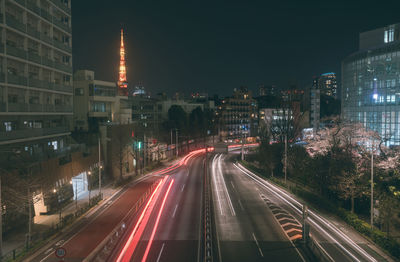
<box><xmin>50</xmin><ymin>0</ymin><xmax>71</xmax><ymax>14</ymax></box>
<box><xmin>7</xmin><ymin>74</ymin><xmax>28</xmax><ymax>86</ymax></box>
<box><xmin>5</xmin><ymin>14</ymin><xmax>26</xmax><ymax>33</ymax></box>
<box><xmin>86</xmin><ymin>181</ymin><xmax>159</xmax><ymax>262</ymax></box>
<box><xmin>6</xmin><ymin>45</ymin><xmax>27</xmax><ymax>59</ymax></box>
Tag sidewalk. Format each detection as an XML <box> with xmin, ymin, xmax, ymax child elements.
<box><xmin>3</xmin><ymin>183</ymin><xmax>119</xmax><ymax>256</ymax></box>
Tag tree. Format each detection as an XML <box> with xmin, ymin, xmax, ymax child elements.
<box><xmin>168</xmin><ymin>105</ymin><xmax>188</xmax><ymax>133</ymax></box>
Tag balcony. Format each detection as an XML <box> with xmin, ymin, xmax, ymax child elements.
<box><xmin>27</xmin><ymin>26</ymin><xmax>40</xmax><ymax>39</ymax></box>
<box><xmin>29</xmin><ymin>103</ymin><xmax>43</xmax><ymax>112</ymax></box>
<box><xmin>0</xmin><ymin>126</ymin><xmax>70</xmax><ymax>142</ymax></box>
<box><xmin>54</xmin><ymin>62</ymin><xmax>72</xmax><ymax>73</ymax></box>
<box><xmin>27</xmin><ymin>1</ymin><xmax>41</xmax><ymax>15</ymax></box>
<box><xmin>8</xmin><ymin>102</ymin><xmax>28</xmax><ymax>112</ymax></box>
<box><xmin>0</xmin><ymin>43</ymin><xmax>4</xmax><ymax>53</ymax></box>
<box><xmin>41</xmin><ymin>81</ymin><xmax>54</xmax><ymax>91</ymax></box>
<box><xmin>43</xmin><ymin>104</ymin><xmax>55</xmax><ymax>112</ymax></box>
<box><xmin>53</xmin><ymin>18</ymin><xmax>71</xmax><ymax>33</ymax></box>
<box><xmin>55</xmin><ymin>104</ymin><xmax>72</xmax><ymax>112</ymax></box>
<box><xmin>53</xmin><ymin>40</ymin><xmax>71</xmax><ymax>53</ymax></box>
<box><xmin>6</xmin><ymin>45</ymin><xmax>27</xmax><ymax>59</ymax></box>
<box><xmin>8</xmin><ymin>74</ymin><xmax>28</xmax><ymax>86</ymax></box>
<box><xmin>51</xmin><ymin>0</ymin><xmax>71</xmax><ymax>14</ymax></box>
<box><xmin>28</xmin><ymin>77</ymin><xmax>43</xmax><ymax>88</ymax></box>
<box><xmin>6</xmin><ymin>14</ymin><xmax>26</xmax><ymax>33</ymax></box>
<box><xmin>41</xmin><ymin>33</ymin><xmax>53</xmax><ymax>45</ymax></box>
<box><xmin>0</xmin><ymin>102</ymin><xmax>6</xmax><ymax>112</ymax></box>
<box><xmin>27</xmin><ymin>52</ymin><xmax>41</xmax><ymax>64</ymax></box>
<box><xmin>42</xmin><ymin>56</ymin><xmax>54</xmax><ymax>67</ymax></box>
<box><xmin>13</xmin><ymin>0</ymin><xmax>25</xmax><ymax>7</ymax></box>
<box><xmin>54</xmin><ymin>83</ymin><xmax>72</xmax><ymax>93</ymax></box>
<box><xmin>41</xmin><ymin>9</ymin><xmax>52</xmax><ymax>22</ymax></box>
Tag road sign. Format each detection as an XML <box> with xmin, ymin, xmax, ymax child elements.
<box><xmin>55</xmin><ymin>247</ymin><xmax>66</xmax><ymax>258</ymax></box>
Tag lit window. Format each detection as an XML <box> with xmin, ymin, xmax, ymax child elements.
<box><xmin>384</xmin><ymin>27</ymin><xmax>395</xmax><ymax>43</ymax></box>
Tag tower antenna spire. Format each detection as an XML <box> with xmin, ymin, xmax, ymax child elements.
<box><xmin>118</xmin><ymin>28</ymin><xmax>128</xmax><ymax>96</ymax></box>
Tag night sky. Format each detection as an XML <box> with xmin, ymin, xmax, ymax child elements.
<box><xmin>72</xmin><ymin>1</ymin><xmax>400</xmax><ymax>97</ymax></box>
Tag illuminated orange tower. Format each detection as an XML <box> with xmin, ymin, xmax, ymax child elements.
<box><xmin>118</xmin><ymin>29</ymin><xmax>128</xmax><ymax>96</ymax></box>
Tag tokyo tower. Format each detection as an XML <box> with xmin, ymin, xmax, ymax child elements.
<box><xmin>118</xmin><ymin>28</ymin><xmax>128</xmax><ymax>96</ymax></box>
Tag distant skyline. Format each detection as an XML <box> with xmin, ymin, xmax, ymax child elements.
<box><xmin>72</xmin><ymin>1</ymin><xmax>400</xmax><ymax>97</ymax></box>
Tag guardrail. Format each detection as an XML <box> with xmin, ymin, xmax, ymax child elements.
<box><xmin>84</xmin><ymin>180</ymin><xmax>159</xmax><ymax>262</ymax></box>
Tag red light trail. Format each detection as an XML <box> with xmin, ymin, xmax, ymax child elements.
<box><xmin>141</xmin><ymin>179</ymin><xmax>175</xmax><ymax>262</ymax></box>
<box><xmin>115</xmin><ymin>176</ymin><xmax>167</xmax><ymax>262</ymax></box>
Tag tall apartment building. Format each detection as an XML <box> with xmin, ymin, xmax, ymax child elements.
<box><xmin>318</xmin><ymin>72</ymin><xmax>337</xmax><ymax>98</ymax></box>
<box><xmin>0</xmin><ymin>0</ymin><xmax>72</xmax><ymax>159</ymax></box>
<box><xmin>220</xmin><ymin>86</ymin><xmax>258</xmax><ymax>139</ymax></box>
<box><xmin>342</xmin><ymin>23</ymin><xmax>400</xmax><ymax>146</ymax></box>
<box><xmin>310</xmin><ymin>77</ymin><xmax>320</xmax><ymax>132</ymax></box>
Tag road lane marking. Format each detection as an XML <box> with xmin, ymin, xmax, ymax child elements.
<box><xmin>181</xmin><ymin>184</ymin><xmax>185</xmax><ymax>192</ymax></box>
<box><xmin>44</xmin><ymin>248</ymin><xmax>53</xmax><ymax>255</ymax></box>
<box><xmin>156</xmin><ymin>243</ymin><xmax>165</xmax><ymax>262</ymax></box>
<box><xmin>238</xmin><ymin>199</ymin><xmax>245</xmax><ymax>211</ymax></box>
<box><xmin>230</xmin><ymin>181</ymin><xmax>235</xmax><ymax>189</ymax></box>
<box><xmin>252</xmin><ymin>233</ymin><xmax>264</xmax><ymax>257</ymax></box>
<box><xmin>211</xmin><ymin>155</ymin><xmax>224</xmax><ymax>215</ymax></box>
<box><xmin>234</xmin><ymin>163</ymin><xmax>365</xmax><ymax>262</ymax></box>
<box><xmin>217</xmin><ymin>155</ymin><xmax>236</xmax><ymax>216</ymax></box>
<box><xmin>172</xmin><ymin>204</ymin><xmax>178</xmax><ymax>218</ymax></box>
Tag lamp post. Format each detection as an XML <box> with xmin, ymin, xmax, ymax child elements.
<box><xmin>371</xmin><ymin>141</ymin><xmax>374</xmax><ymax>228</ymax></box>
<box><xmin>98</xmin><ymin>136</ymin><xmax>102</xmax><ymax>199</ymax></box>
<box><xmin>88</xmin><ymin>171</ymin><xmax>91</xmax><ymax>205</ymax></box>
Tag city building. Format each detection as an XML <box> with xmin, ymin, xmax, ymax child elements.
<box><xmin>310</xmin><ymin>77</ymin><xmax>320</xmax><ymax>132</ymax></box>
<box><xmin>129</xmin><ymin>95</ymin><xmax>161</xmax><ymax>135</ymax></box>
<box><xmin>318</xmin><ymin>72</ymin><xmax>337</xmax><ymax>98</ymax></box>
<box><xmin>219</xmin><ymin>86</ymin><xmax>258</xmax><ymax>139</ymax></box>
<box><xmin>0</xmin><ymin>0</ymin><xmax>73</xmax><ymax>158</ymax></box>
<box><xmin>73</xmin><ymin>70</ymin><xmax>131</xmax><ymax>132</ymax></box>
<box><xmin>259</xmin><ymin>84</ymin><xmax>277</xmax><ymax>96</ymax></box>
<box><xmin>157</xmin><ymin>98</ymin><xmax>215</xmax><ymax>120</ymax></box>
<box><xmin>342</xmin><ymin>23</ymin><xmax>400</xmax><ymax>145</ymax></box>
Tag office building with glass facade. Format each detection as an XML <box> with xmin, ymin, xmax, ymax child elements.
<box><xmin>342</xmin><ymin>23</ymin><xmax>400</xmax><ymax>145</ymax></box>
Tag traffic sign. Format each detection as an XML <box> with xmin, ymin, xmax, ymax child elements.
<box><xmin>55</xmin><ymin>247</ymin><xmax>66</xmax><ymax>258</ymax></box>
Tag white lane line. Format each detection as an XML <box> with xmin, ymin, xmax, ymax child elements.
<box><xmin>230</xmin><ymin>181</ymin><xmax>235</xmax><ymax>189</ymax></box>
<box><xmin>252</xmin><ymin>233</ymin><xmax>264</xmax><ymax>257</ymax></box>
<box><xmin>181</xmin><ymin>184</ymin><xmax>185</xmax><ymax>192</ymax></box>
<box><xmin>156</xmin><ymin>243</ymin><xmax>165</xmax><ymax>262</ymax></box>
<box><xmin>234</xmin><ymin>164</ymin><xmax>363</xmax><ymax>262</ymax></box>
<box><xmin>172</xmin><ymin>204</ymin><xmax>178</xmax><ymax>218</ymax></box>
<box><xmin>217</xmin><ymin>155</ymin><xmax>236</xmax><ymax>216</ymax></box>
<box><xmin>212</xmin><ymin>155</ymin><xmax>224</xmax><ymax>215</ymax></box>
<box><xmin>238</xmin><ymin>199</ymin><xmax>245</xmax><ymax>211</ymax></box>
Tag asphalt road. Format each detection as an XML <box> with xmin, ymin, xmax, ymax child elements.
<box><xmin>231</xmin><ymin>155</ymin><xmax>392</xmax><ymax>262</ymax></box>
<box><xmin>110</xmin><ymin>154</ymin><xmax>204</xmax><ymax>262</ymax></box>
<box><xmin>211</xmin><ymin>153</ymin><xmax>306</xmax><ymax>262</ymax></box>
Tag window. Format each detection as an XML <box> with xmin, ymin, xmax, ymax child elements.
<box><xmin>384</xmin><ymin>26</ymin><xmax>395</xmax><ymax>43</ymax></box>
<box><xmin>75</xmin><ymin>88</ymin><xmax>84</xmax><ymax>96</ymax></box>
<box><xmin>4</xmin><ymin>122</ymin><xmax>13</xmax><ymax>131</ymax></box>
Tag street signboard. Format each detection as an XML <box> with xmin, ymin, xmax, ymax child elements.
<box><xmin>55</xmin><ymin>247</ymin><xmax>66</xmax><ymax>258</ymax></box>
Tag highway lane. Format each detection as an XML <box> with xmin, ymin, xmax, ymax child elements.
<box><xmin>232</xmin><ymin>158</ymin><xmax>392</xmax><ymax>262</ymax></box>
<box><xmin>211</xmin><ymin>154</ymin><xmax>306</xmax><ymax>262</ymax></box>
<box><xmin>110</xmin><ymin>152</ymin><xmax>205</xmax><ymax>262</ymax></box>
<box><xmin>25</xmin><ymin>154</ymin><xmax>199</xmax><ymax>262</ymax></box>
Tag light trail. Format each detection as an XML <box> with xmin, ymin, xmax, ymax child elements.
<box><xmin>115</xmin><ymin>176</ymin><xmax>167</xmax><ymax>262</ymax></box>
<box><xmin>234</xmin><ymin>163</ymin><xmax>377</xmax><ymax>262</ymax></box>
<box><xmin>141</xmin><ymin>179</ymin><xmax>175</xmax><ymax>262</ymax></box>
<box><xmin>217</xmin><ymin>155</ymin><xmax>236</xmax><ymax>216</ymax></box>
<box><xmin>211</xmin><ymin>155</ymin><xmax>224</xmax><ymax>215</ymax></box>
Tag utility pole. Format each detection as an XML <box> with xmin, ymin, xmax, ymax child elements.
<box><xmin>170</xmin><ymin>129</ymin><xmax>173</xmax><ymax>158</ymax></box>
<box><xmin>143</xmin><ymin>134</ymin><xmax>146</xmax><ymax>171</ymax></box>
<box><xmin>284</xmin><ymin>134</ymin><xmax>287</xmax><ymax>184</ymax></box>
<box><xmin>98</xmin><ymin>136</ymin><xmax>102</xmax><ymax>199</ymax></box>
<box><xmin>0</xmin><ymin>176</ymin><xmax>2</xmax><ymax>259</ymax></box>
<box><xmin>176</xmin><ymin>129</ymin><xmax>178</xmax><ymax>157</ymax></box>
<box><xmin>241</xmin><ymin>128</ymin><xmax>244</xmax><ymax>161</ymax></box>
<box><xmin>75</xmin><ymin>180</ymin><xmax>78</xmax><ymax>210</ymax></box>
<box><xmin>371</xmin><ymin>142</ymin><xmax>374</xmax><ymax>228</ymax></box>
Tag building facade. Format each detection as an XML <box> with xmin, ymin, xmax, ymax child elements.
<box><xmin>220</xmin><ymin>87</ymin><xmax>258</xmax><ymax>139</ymax></box>
<box><xmin>342</xmin><ymin>23</ymin><xmax>400</xmax><ymax>145</ymax></box>
<box><xmin>0</xmin><ymin>0</ymin><xmax>73</xmax><ymax>158</ymax></box>
<box><xmin>318</xmin><ymin>72</ymin><xmax>337</xmax><ymax>98</ymax></box>
<box><xmin>310</xmin><ymin>77</ymin><xmax>320</xmax><ymax>132</ymax></box>
<box><xmin>73</xmin><ymin>70</ymin><xmax>131</xmax><ymax>132</ymax></box>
